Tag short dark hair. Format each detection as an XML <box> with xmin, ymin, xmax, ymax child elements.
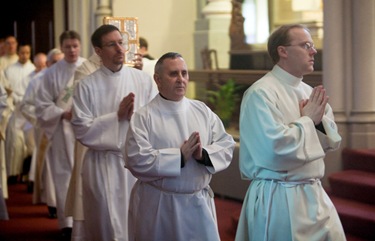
<box><xmin>17</xmin><ymin>43</ymin><xmax>31</xmax><ymax>52</ymax></box>
<box><xmin>59</xmin><ymin>30</ymin><xmax>81</xmax><ymax>46</ymax></box>
<box><xmin>267</xmin><ymin>24</ymin><xmax>308</xmax><ymax>64</ymax></box>
<box><xmin>91</xmin><ymin>24</ymin><xmax>120</xmax><ymax>48</ymax></box>
<box><xmin>154</xmin><ymin>52</ymin><xmax>183</xmax><ymax>74</ymax></box>
<box><xmin>139</xmin><ymin>37</ymin><xmax>148</xmax><ymax>49</ymax></box>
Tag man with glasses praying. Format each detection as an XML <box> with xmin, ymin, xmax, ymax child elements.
<box><xmin>71</xmin><ymin>24</ymin><xmax>157</xmax><ymax>241</ymax></box>
<box><xmin>235</xmin><ymin>24</ymin><xmax>346</xmax><ymax>241</ymax></box>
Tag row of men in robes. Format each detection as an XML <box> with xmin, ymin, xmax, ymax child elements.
<box><xmin>0</xmin><ymin>35</ymin><xmax>18</xmax><ymax>220</ymax></box>
<box><xmin>22</xmin><ymin>27</ymin><xmax>157</xmax><ymax>240</ymax></box>
<box><xmin>0</xmin><ymin>37</ymin><xmax>36</xmax><ymax>212</ymax></box>
<box><xmin>2</xmin><ymin>25</ymin><xmax>232</xmax><ymax>241</ymax></box>
<box><xmin>0</xmin><ymin>36</ymin><xmax>49</xmax><ymax>218</ymax></box>
<box><xmin>0</xmin><ymin>35</ymin><xmax>63</xmax><ymax>220</ymax></box>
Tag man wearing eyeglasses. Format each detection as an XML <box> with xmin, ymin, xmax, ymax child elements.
<box><xmin>71</xmin><ymin>24</ymin><xmax>157</xmax><ymax>241</ymax></box>
<box><xmin>235</xmin><ymin>24</ymin><xmax>346</xmax><ymax>241</ymax></box>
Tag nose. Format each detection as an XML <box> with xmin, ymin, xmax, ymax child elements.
<box><xmin>310</xmin><ymin>47</ymin><xmax>317</xmax><ymax>55</ymax></box>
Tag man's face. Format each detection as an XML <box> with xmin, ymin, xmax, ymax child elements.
<box><xmin>18</xmin><ymin>45</ymin><xmax>31</xmax><ymax>64</ymax></box>
<box><xmin>61</xmin><ymin>38</ymin><xmax>81</xmax><ymax>63</ymax></box>
<box><xmin>282</xmin><ymin>28</ymin><xmax>317</xmax><ymax>77</ymax></box>
<box><xmin>154</xmin><ymin>57</ymin><xmax>189</xmax><ymax>101</ymax></box>
<box><xmin>95</xmin><ymin>30</ymin><xmax>125</xmax><ymax>71</ymax></box>
<box><xmin>5</xmin><ymin>36</ymin><xmax>17</xmax><ymax>55</ymax></box>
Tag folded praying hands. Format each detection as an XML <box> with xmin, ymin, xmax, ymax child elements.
<box><xmin>299</xmin><ymin>85</ymin><xmax>329</xmax><ymax>125</ymax></box>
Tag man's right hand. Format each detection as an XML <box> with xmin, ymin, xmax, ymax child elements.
<box><xmin>300</xmin><ymin>85</ymin><xmax>328</xmax><ymax>125</ymax></box>
<box><xmin>118</xmin><ymin>92</ymin><xmax>135</xmax><ymax>121</ymax></box>
<box><xmin>180</xmin><ymin>132</ymin><xmax>201</xmax><ymax>164</ymax></box>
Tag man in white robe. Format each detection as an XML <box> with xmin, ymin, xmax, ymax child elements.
<box><xmin>65</xmin><ymin>53</ymin><xmax>101</xmax><ymax>241</ymax></box>
<box><xmin>71</xmin><ymin>24</ymin><xmax>157</xmax><ymax>241</ymax></box>
<box><xmin>235</xmin><ymin>24</ymin><xmax>346</xmax><ymax>241</ymax></box>
<box><xmin>36</xmin><ymin>30</ymin><xmax>86</xmax><ymax>240</ymax></box>
<box><xmin>0</xmin><ymin>36</ymin><xmax>18</xmax><ymax>71</ymax></box>
<box><xmin>0</xmin><ymin>72</ymin><xmax>11</xmax><ymax>200</ymax></box>
<box><xmin>124</xmin><ymin>52</ymin><xmax>236</xmax><ymax>241</ymax></box>
<box><xmin>3</xmin><ymin>44</ymin><xmax>35</xmax><ymax>183</ymax></box>
<box><xmin>20</xmin><ymin>48</ymin><xmax>64</xmax><ymax>216</ymax></box>
<box><xmin>19</xmin><ymin>52</ymin><xmax>47</xmax><ymax>189</ymax></box>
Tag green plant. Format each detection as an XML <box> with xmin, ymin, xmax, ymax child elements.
<box><xmin>207</xmin><ymin>78</ymin><xmax>240</xmax><ymax>127</ymax></box>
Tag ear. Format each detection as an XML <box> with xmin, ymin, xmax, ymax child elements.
<box><xmin>153</xmin><ymin>73</ymin><xmax>160</xmax><ymax>85</ymax></box>
<box><xmin>94</xmin><ymin>46</ymin><xmax>102</xmax><ymax>56</ymax></box>
<box><xmin>153</xmin><ymin>73</ymin><xmax>162</xmax><ymax>91</ymax></box>
<box><xmin>277</xmin><ymin>46</ymin><xmax>288</xmax><ymax>58</ymax></box>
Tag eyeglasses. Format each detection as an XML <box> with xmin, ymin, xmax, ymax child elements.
<box><xmin>284</xmin><ymin>42</ymin><xmax>316</xmax><ymax>51</ymax></box>
<box><xmin>101</xmin><ymin>41</ymin><xmax>126</xmax><ymax>48</ymax></box>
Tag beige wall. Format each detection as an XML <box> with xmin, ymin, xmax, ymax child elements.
<box><xmin>114</xmin><ymin>0</ymin><xmax>197</xmax><ymax>68</ymax></box>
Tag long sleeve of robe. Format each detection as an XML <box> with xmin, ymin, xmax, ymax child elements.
<box><xmin>71</xmin><ymin>65</ymin><xmax>157</xmax><ymax>241</ymax></box>
<box><xmin>36</xmin><ymin>58</ymin><xmax>85</xmax><ymax>140</ymax></box>
<box><xmin>124</xmin><ymin>94</ymin><xmax>235</xmax><ymax>241</ymax></box>
<box><xmin>235</xmin><ymin>65</ymin><xmax>346</xmax><ymax>241</ymax></box>
<box><xmin>20</xmin><ymin>70</ymin><xmax>45</xmax><ymax>126</ymax></box>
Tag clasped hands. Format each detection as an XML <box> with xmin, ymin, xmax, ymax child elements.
<box><xmin>300</xmin><ymin>85</ymin><xmax>328</xmax><ymax>125</ymax></box>
<box><xmin>118</xmin><ymin>92</ymin><xmax>135</xmax><ymax>121</ymax></box>
<box><xmin>180</xmin><ymin>131</ymin><xmax>203</xmax><ymax>164</ymax></box>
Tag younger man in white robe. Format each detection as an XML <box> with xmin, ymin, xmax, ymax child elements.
<box><xmin>20</xmin><ymin>48</ymin><xmax>64</xmax><ymax>217</ymax></box>
<box><xmin>235</xmin><ymin>24</ymin><xmax>346</xmax><ymax>241</ymax></box>
<box><xmin>3</xmin><ymin>44</ymin><xmax>35</xmax><ymax>183</ymax></box>
<box><xmin>36</xmin><ymin>31</ymin><xmax>86</xmax><ymax>240</ymax></box>
<box><xmin>71</xmin><ymin>24</ymin><xmax>157</xmax><ymax>241</ymax></box>
<box><xmin>124</xmin><ymin>52</ymin><xmax>236</xmax><ymax>241</ymax></box>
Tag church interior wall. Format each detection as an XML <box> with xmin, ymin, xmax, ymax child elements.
<box><xmin>113</xmin><ymin>0</ymin><xmax>197</xmax><ymax>68</ymax></box>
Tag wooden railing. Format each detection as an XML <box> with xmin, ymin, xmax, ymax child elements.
<box><xmin>189</xmin><ymin>69</ymin><xmax>322</xmax><ymax>86</ymax></box>
<box><xmin>189</xmin><ymin>69</ymin><xmax>323</xmax><ymax>101</ymax></box>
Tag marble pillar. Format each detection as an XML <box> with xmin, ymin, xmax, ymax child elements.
<box><xmin>194</xmin><ymin>0</ymin><xmax>232</xmax><ymax>69</ymax></box>
<box><xmin>348</xmin><ymin>0</ymin><xmax>375</xmax><ymax>148</ymax></box>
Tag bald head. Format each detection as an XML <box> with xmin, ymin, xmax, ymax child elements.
<box><xmin>33</xmin><ymin>52</ymin><xmax>47</xmax><ymax>72</ymax></box>
<box><xmin>46</xmin><ymin>48</ymin><xmax>64</xmax><ymax>67</ymax></box>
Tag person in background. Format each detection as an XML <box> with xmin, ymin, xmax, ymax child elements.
<box><xmin>19</xmin><ymin>52</ymin><xmax>47</xmax><ymax>191</ymax></box>
<box><xmin>0</xmin><ymin>36</ymin><xmax>18</xmax><ymax>203</ymax></box>
<box><xmin>235</xmin><ymin>24</ymin><xmax>346</xmax><ymax>241</ymax></box>
<box><xmin>3</xmin><ymin>43</ymin><xmax>35</xmax><ymax>185</ymax></box>
<box><xmin>0</xmin><ymin>36</ymin><xmax>18</xmax><ymax>71</ymax></box>
<box><xmin>71</xmin><ymin>24</ymin><xmax>157</xmax><ymax>241</ymax></box>
<box><xmin>138</xmin><ymin>37</ymin><xmax>157</xmax><ymax>78</ymax></box>
<box><xmin>124</xmin><ymin>52</ymin><xmax>235</xmax><ymax>241</ymax></box>
<box><xmin>36</xmin><ymin>30</ymin><xmax>86</xmax><ymax>240</ymax></box>
<box><xmin>139</xmin><ymin>36</ymin><xmax>154</xmax><ymax>60</ymax></box>
<box><xmin>20</xmin><ymin>48</ymin><xmax>64</xmax><ymax>219</ymax></box>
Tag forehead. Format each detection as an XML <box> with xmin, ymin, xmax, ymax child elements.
<box><xmin>62</xmin><ymin>38</ymin><xmax>80</xmax><ymax>46</ymax></box>
<box><xmin>288</xmin><ymin>27</ymin><xmax>312</xmax><ymax>42</ymax></box>
<box><xmin>163</xmin><ymin>57</ymin><xmax>187</xmax><ymax>70</ymax></box>
<box><xmin>101</xmin><ymin>30</ymin><xmax>122</xmax><ymax>42</ymax></box>
<box><xmin>6</xmin><ymin>37</ymin><xmax>17</xmax><ymax>44</ymax></box>
<box><xmin>19</xmin><ymin>46</ymin><xmax>31</xmax><ymax>52</ymax></box>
